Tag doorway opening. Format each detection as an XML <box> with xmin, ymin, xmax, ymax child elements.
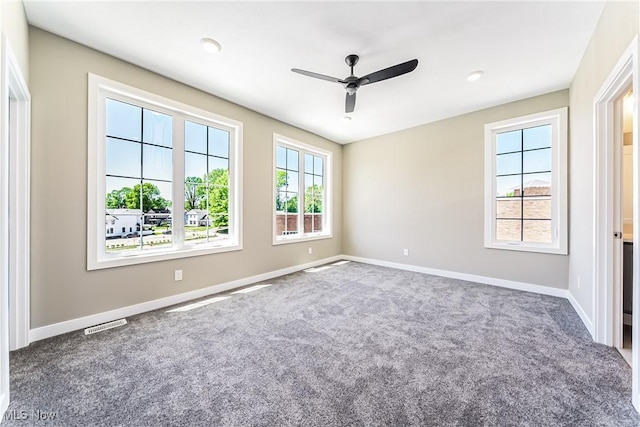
<box><xmin>617</xmin><ymin>87</ymin><xmax>634</xmax><ymax>366</ymax></box>
<box><xmin>593</xmin><ymin>36</ymin><xmax>638</xmax><ymax>410</ymax></box>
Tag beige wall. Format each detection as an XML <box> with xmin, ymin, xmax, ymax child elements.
<box><xmin>1</xmin><ymin>0</ymin><xmax>29</xmax><ymax>83</ymax></box>
<box><xmin>343</xmin><ymin>90</ymin><xmax>569</xmax><ymax>289</ymax></box>
<box><xmin>29</xmin><ymin>28</ymin><xmax>342</xmax><ymax>328</ymax></box>
<box><xmin>568</xmin><ymin>0</ymin><xmax>639</xmax><ymax>322</ymax></box>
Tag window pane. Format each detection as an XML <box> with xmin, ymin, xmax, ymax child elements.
<box><xmin>106</xmin><ymin>176</ymin><xmax>139</xmax><ymax>209</ymax></box>
<box><xmin>142</xmin><ymin>180</ymin><xmax>172</xmax><ymax>214</ymax></box>
<box><xmin>496</xmin><ymin>219</ymin><xmax>521</xmax><ymax>241</ymax></box>
<box><xmin>106</xmin><ymin>99</ymin><xmax>141</xmax><ymax>141</ymax></box>
<box><xmin>209</xmin><ymin>183</ymin><xmax>229</xmax><ymax>215</ymax></box>
<box><xmin>185</xmin><ymin>180</ymin><xmax>205</xmax><ymax>211</ymax></box>
<box><xmin>523</xmin><ymin>198</ymin><xmax>551</xmax><ymax>219</ymax></box>
<box><xmin>143</xmin><ymin>145</ymin><xmax>172</xmax><ymax>181</ymax></box>
<box><xmin>304</xmin><ymin>214</ymin><xmax>313</xmax><ymax>233</ymax></box>
<box><xmin>313</xmin><ymin>214</ymin><xmax>323</xmax><ymax>232</ymax></box>
<box><xmin>211</xmin><ymin>212</ymin><xmax>229</xmax><ymax>229</ymax></box>
<box><xmin>276</xmin><ymin>169</ymin><xmax>287</xmax><ymax>194</ymax></box>
<box><xmin>209</xmin><ymin>156</ymin><xmax>228</xmax><ymax>174</ymax></box>
<box><xmin>523</xmin><ymin>125</ymin><xmax>551</xmax><ymax>150</ymax></box>
<box><xmin>305</xmin><ymin>193</ymin><xmax>322</xmax><ymax>214</ymax></box>
<box><xmin>496</xmin><ymin>198</ymin><xmax>521</xmax><ymax>219</ymax></box>
<box><xmin>275</xmin><ymin>212</ymin><xmax>285</xmax><ymax>235</ymax></box>
<box><xmin>285</xmin><ymin>214</ymin><xmax>298</xmax><ymax>234</ymax></box>
<box><xmin>105</xmin><ymin>211</ymin><xmax>142</xmax><ymax>253</ymax></box>
<box><xmin>304</xmin><ymin>173</ymin><xmax>313</xmax><ymax>191</ymax></box>
<box><xmin>185</xmin><ymin>218</ymin><xmax>207</xmax><ymax>245</ymax></box>
<box><xmin>287</xmin><ymin>171</ymin><xmax>299</xmax><ymax>192</ymax></box>
<box><xmin>314</xmin><ymin>156</ymin><xmax>323</xmax><ymax>176</ymax></box>
<box><xmin>276</xmin><ymin>146</ymin><xmax>287</xmax><ymax>169</ymax></box>
<box><xmin>523</xmin><ymin>220</ymin><xmax>552</xmax><ymax>243</ymax></box>
<box><xmin>313</xmin><ymin>175</ymin><xmax>323</xmax><ymax>190</ymax></box>
<box><xmin>287</xmin><ymin>149</ymin><xmax>299</xmax><ymax>171</ymax></box>
<box><xmin>209</xmin><ymin>127</ymin><xmax>230</xmax><ymax>158</ymax></box>
<box><xmin>305</xmin><ymin>154</ymin><xmax>313</xmax><ymax>174</ymax></box>
<box><xmin>522</xmin><ymin>172</ymin><xmax>551</xmax><ymax>196</ymax></box>
<box><xmin>496</xmin><ymin>130</ymin><xmax>521</xmax><ymax>154</ymax></box>
<box><xmin>185</xmin><ymin>152</ymin><xmax>207</xmax><ymax>181</ymax></box>
<box><xmin>496</xmin><ymin>152</ymin><xmax>521</xmax><ymax>176</ymax></box>
<box><xmin>141</xmin><ymin>223</ymin><xmax>172</xmax><ymax>250</ymax></box>
<box><xmin>496</xmin><ymin>175</ymin><xmax>521</xmax><ymax>197</ymax></box>
<box><xmin>143</xmin><ymin>109</ymin><xmax>172</xmax><ymax>147</ymax></box>
<box><xmin>276</xmin><ymin>190</ymin><xmax>287</xmax><ymax>212</ymax></box>
<box><xmin>523</xmin><ymin>148</ymin><xmax>551</xmax><ymax>173</ymax></box>
<box><xmin>106</xmin><ymin>138</ymin><xmax>140</xmax><ymax>178</ymax></box>
<box><xmin>211</xmin><ymin>214</ymin><xmax>229</xmax><ymax>233</ymax></box>
<box><xmin>185</xmin><ymin>121</ymin><xmax>207</xmax><ymax>154</ymax></box>
<box><xmin>286</xmin><ymin>192</ymin><xmax>298</xmax><ymax>213</ymax></box>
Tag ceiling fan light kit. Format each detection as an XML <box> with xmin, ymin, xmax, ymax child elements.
<box><xmin>292</xmin><ymin>54</ymin><xmax>418</xmax><ymax>113</ymax></box>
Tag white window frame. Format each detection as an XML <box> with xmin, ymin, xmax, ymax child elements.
<box><xmin>484</xmin><ymin>107</ymin><xmax>568</xmax><ymax>255</ymax></box>
<box><xmin>88</xmin><ymin>74</ymin><xmax>243</xmax><ymax>270</ymax></box>
<box><xmin>272</xmin><ymin>133</ymin><xmax>332</xmax><ymax>245</ymax></box>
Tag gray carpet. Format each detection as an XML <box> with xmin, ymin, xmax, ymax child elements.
<box><xmin>2</xmin><ymin>261</ymin><xmax>640</xmax><ymax>426</ymax></box>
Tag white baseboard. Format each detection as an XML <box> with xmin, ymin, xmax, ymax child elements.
<box><xmin>566</xmin><ymin>292</ymin><xmax>594</xmax><ymax>338</ymax></box>
<box><xmin>28</xmin><ymin>255</ymin><xmax>343</xmax><ymax>343</ymax></box>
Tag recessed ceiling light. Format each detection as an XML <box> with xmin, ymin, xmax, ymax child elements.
<box><xmin>201</xmin><ymin>38</ymin><xmax>221</xmax><ymax>54</ymax></box>
<box><xmin>342</xmin><ymin>116</ymin><xmax>352</xmax><ymax>123</ymax></box>
<box><xmin>467</xmin><ymin>71</ymin><xmax>484</xmax><ymax>82</ymax></box>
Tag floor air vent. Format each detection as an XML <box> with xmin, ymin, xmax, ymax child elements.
<box><xmin>84</xmin><ymin>319</ymin><xmax>127</xmax><ymax>335</ymax></box>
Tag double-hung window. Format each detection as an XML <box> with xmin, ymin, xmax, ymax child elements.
<box><xmin>88</xmin><ymin>74</ymin><xmax>243</xmax><ymax>270</ymax></box>
<box><xmin>273</xmin><ymin>134</ymin><xmax>332</xmax><ymax>244</ymax></box>
<box><xmin>484</xmin><ymin>107</ymin><xmax>567</xmax><ymax>254</ymax></box>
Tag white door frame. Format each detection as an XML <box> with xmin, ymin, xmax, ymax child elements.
<box><xmin>3</xmin><ymin>37</ymin><xmax>31</xmax><ymax>352</ymax></box>
<box><xmin>593</xmin><ymin>36</ymin><xmax>639</xmax><ymax>410</ymax></box>
<box><xmin>0</xmin><ymin>34</ymin><xmax>31</xmax><ymax>417</ymax></box>
<box><xmin>0</xmin><ymin>29</ymin><xmax>8</xmax><ymax>420</ymax></box>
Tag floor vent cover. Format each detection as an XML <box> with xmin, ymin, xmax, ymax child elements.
<box><xmin>84</xmin><ymin>319</ymin><xmax>127</xmax><ymax>335</ymax></box>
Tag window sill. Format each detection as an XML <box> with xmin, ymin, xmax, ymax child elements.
<box><xmin>272</xmin><ymin>233</ymin><xmax>333</xmax><ymax>246</ymax></box>
<box><xmin>484</xmin><ymin>241</ymin><xmax>567</xmax><ymax>255</ymax></box>
<box><xmin>88</xmin><ymin>241</ymin><xmax>242</xmax><ymax>270</ymax></box>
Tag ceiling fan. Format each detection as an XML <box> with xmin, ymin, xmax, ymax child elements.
<box><xmin>291</xmin><ymin>54</ymin><xmax>419</xmax><ymax>113</ymax></box>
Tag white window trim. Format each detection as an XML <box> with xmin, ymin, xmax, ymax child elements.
<box><xmin>484</xmin><ymin>107</ymin><xmax>568</xmax><ymax>255</ymax></box>
<box><xmin>272</xmin><ymin>133</ymin><xmax>332</xmax><ymax>245</ymax></box>
<box><xmin>88</xmin><ymin>74</ymin><xmax>243</xmax><ymax>270</ymax></box>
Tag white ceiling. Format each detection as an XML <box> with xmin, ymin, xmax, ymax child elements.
<box><xmin>23</xmin><ymin>1</ymin><xmax>605</xmax><ymax>144</ymax></box>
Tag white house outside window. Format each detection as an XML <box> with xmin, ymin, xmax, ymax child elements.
<box><xmin>484</xmin><ymin>107</ymin><xmax>567</xmax><ymax>254</ymax></box>
<box><xmin>88</xmin><ymin>74</ymin><xmax>243</xmax><ymax>270</ymax></box>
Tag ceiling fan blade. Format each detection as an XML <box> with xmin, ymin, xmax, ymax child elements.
<box><xmin>291</xmin><ymin>68</ymin><xmax>345</xmax><ymax>84</ymax></box>
<box><xmin>345</xmin><ymin>93</ymin><xmax>356</xmax><ymax>113</ymax></box>
<box><xmin>358</xmin><ymin>59</ymin><xmax>418</xmax><ymax>86</ymax></box>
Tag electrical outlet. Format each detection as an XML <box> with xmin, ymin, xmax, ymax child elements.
<box><xmin>403</xmin><ymin>248</ymin><xmax>409</xmax><ymax>256</ymax></box>
<box><xmin>174</xmin><ymin>269</ymin><xmax>183</xmax><ymax>282</ymax></box>
<box><xmin>577</xmin><ymin>275</ymin><xmax>581</xmax><ymax>289</ymax></box>
<box><xmin>308</xmin><ymin>247</ymin><xmax>313</xmax><ymax>255</ymax></box>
